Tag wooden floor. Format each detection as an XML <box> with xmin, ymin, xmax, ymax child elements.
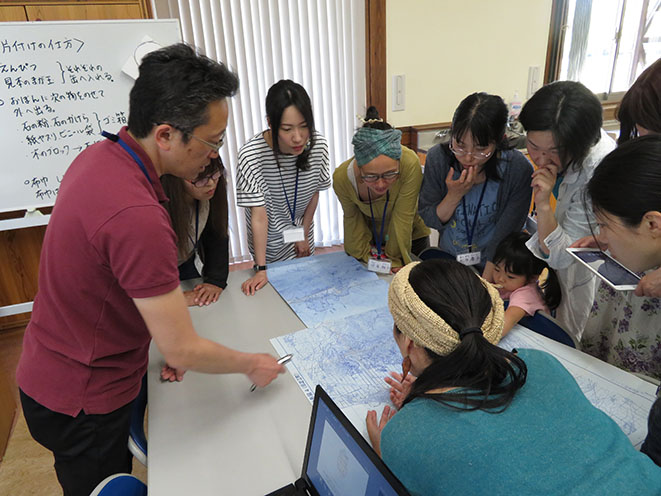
<box><xmin>0</xmin><ymin>246</ymin><xmax>342</xmax><ymax>494</ymax></box>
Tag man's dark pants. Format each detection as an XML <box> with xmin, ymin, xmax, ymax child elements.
<box><xmin>20</xmin><ymin>390</ymin><xmax>133</xmax><ymax>496</ymax></box>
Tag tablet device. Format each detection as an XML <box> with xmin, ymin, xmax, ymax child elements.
<box><xmin>566</xmin><ymin>248</ymin><xmax>640</xmax><ymax>291</ymax></box>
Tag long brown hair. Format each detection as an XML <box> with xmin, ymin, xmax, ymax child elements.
<box><xmin>161</xmin><ymin>157</ymin><xmax>228</xmax><ymax>258</ymax></box>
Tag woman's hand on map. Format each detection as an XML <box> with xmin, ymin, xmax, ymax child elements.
<box><xmin>385</xmin><ymin>371</ymin><xmax>416</xmax><ymax>409</ymax></box>
<box><xmin>366</xmin><ymin>405</ymin><xmax>396</xmax><ymax>457</ymax></box>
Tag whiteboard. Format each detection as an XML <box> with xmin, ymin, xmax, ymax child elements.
<box><xmin>0</xmin><ymin>19</ymin><xmax>182</xmax><ymax>213</ymax></box>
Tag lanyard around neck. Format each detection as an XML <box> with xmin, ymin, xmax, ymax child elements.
<box><xmin>278</xmin><ymin>167</ymin><xmax>300</xmax><ymax>225</ymax></box>
<box><xmin>368</xmin><ymin>190</ymin><xmax>389</xmax><ymax>258</ymax></box>
<box><xmin>101</xmin><ymin>130</ymin><xmax>152</xmax><ymax>185</ymax></box>
<box><xmin>187</xmin><ymin>200</ymin><xmax>199</xmax><ymax>251</ymax></box>
<box><xmin>460</xmin><ymin>179</ymin><xmax>488</xmax><ymax>252</ymax></box>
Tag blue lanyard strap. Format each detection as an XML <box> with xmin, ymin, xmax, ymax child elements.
<box><xmin>460</xmin><ymin>179</ymin><xmax>488</xmax><ymax>252</ymax></box>
<box><xmin>188</xmin><ymin>200</ymin><xmax>199</xmax><ymax>251</ymax></box>
<box><xmin>278</xmin><ymin>167</ymin><xmax>300</xmax><ymax>225</ymax></box>
<box><xmin>368</xmin><ymin>190</ymin><xmax>390</xmax><ymax>259</ymax></box>
<box><xmin>101</xmin><ymin>130</ymin><xmax>152</xmax><ymax>185</ymax></box>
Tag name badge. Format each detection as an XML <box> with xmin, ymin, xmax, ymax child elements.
<box><xmin>194</xmin><ymin>251</ymin><xmax>204</xmax><ymax>275</ymax></box>
<box><xmin>456</xmin><ymin>251</ymin><xmax>481</xmax><ymax>266</ymax></box>
<box><xmin>282</xmin><ymin>226</ymin><xmax>305</xmax><ymax>243</ymax></box>
<box><xmin>367</xmin><ymin>257</ymin><xmax>392</xmax><ymax>274</ymax></box>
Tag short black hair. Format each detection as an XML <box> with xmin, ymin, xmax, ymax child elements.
<box><xmin>444</xmin><ymin>92</ymin><xmax>509</xmax><ymax>182</ymax></box>
<box><xmin>617</xmin><ymin>58</ymin><xmax>661</xmax><ymax>144</ymax></box>
<box><xmin>492</xmin><ymin>232</ymin><xmax>561</xmax><ymax>310</ymax></box>
<box><xmin>519</xmin><ymin>81</ymin><xmax>602</xmax><ymax>172</ymax></box>
<box><xmin>588</xmin><ymin>135</ymin><xmax>661</xmax><ymax>227</ymax></box>
<box><xmin>127</xmin><ymin>43</ymin><xmax>238</xmax><ymax>139</ymax></box>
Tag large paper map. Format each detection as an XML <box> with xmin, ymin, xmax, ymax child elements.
<box><xmin>268</xmin><ymin>253</ymin><xmax>657</xmax><ymax>447</ymax></box>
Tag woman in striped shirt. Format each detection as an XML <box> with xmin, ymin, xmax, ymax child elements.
<box><xmin>237</xmin><ymin>80</ymin><xmax>331</xmax><ymax>295</ymax></box>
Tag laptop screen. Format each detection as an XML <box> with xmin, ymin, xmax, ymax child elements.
<box><xmin>301</xmin><ymin>386</ymin><xmax>409</xmax><ymax>496</ymax></box>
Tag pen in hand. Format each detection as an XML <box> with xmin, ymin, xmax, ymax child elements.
<box><xmin>250</xmin><ymin>354</ymin><xmax>293</xmax><ymax>392</ymax></box>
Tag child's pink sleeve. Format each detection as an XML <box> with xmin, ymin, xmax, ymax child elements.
<box><xmin>508</xmin><ymin>283</ymin><xmax>550</xmax><ymax>316</ymax></box>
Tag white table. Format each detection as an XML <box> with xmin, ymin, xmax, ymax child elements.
<box><xmin>147</xmin><ymin>265</ymin><xmax>658</xmax><ymax>495</ymax></box>
<box><xmin>147</xmin><ymin>269</ymin><xmax>311</xmax><ymax>495</ymax></box>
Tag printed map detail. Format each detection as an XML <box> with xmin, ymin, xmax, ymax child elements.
<box><xmin>500</xmin><ymin>327</ymin><xmax>657</xmax><ymax>448</ymax></box>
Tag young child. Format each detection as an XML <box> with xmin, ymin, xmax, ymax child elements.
<box><xmin>492</xmin><ymin>232</ymin><xmax>561</xmax><ymax>336</ymax></box>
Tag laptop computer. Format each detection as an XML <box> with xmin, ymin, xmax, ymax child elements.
<box><xmin>266</xmin><ymin>385</ymin><xmax>410</xmax><ymax>496</ymax></box>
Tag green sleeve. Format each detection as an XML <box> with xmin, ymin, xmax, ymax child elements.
<box><xmin>332</xmin><ymin>161</ymin><xmax>372</xmax><ymax>263</ymax></box>
<box><xmin>385</xmin><ymin>147</ymin><xmax>424</xmax><ymax>267</ymax></box>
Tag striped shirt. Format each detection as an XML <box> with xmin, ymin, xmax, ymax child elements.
<box><xmin>236</xmin><ymin>131</ymin><xmax>331</xmax><ymax>263</ymax></box>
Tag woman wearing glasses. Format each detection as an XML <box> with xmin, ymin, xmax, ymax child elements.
<box><xmin>237</xmin><ymin>80</ymin><xmax>331</xmax><ymax>295</ymax></box>
<box><xmin>333</xmin><ymin>107</ymin><xmax>429</xmax><ymax>272</ymax></box>
<box><xmin>519</xmin><ymin>81</ymin><xmax>615</xmax><ymax>338</ymax></box>
<box><xmin>418</xmin><ymin>93</ymin><xmax>533</xmax><ymax>279</ymax></box>
<box><xmin>161</xmin><ymin>157</ymin><xmax>229</xmax><ymax>306</ymax></box>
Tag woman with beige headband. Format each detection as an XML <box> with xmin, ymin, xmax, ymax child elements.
<box><xmin>333</xmin><ymin>107</ymin><xmax>429</xmax><ymax>273</ymax></box>
<box><xmin>366</xmin><ymin>259</ymin><xmax>661</xmax><ymax>495</ymax></box>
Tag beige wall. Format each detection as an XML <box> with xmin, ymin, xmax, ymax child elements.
<box><xmin>386</xmin><ymin>0</ymin><xmax>553</xmax><ymax>127</ymax></box>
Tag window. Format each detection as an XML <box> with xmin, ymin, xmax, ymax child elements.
<box><xmin>552</xmin><ymin>0</ymin><xmax>660</xmax><ymax>100</ymax></box>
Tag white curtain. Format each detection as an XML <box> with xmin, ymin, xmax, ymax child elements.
<box><xmin>153</xmin><ymin>0</ymin><xmax>366</xmax><ymax>262</ymax></box>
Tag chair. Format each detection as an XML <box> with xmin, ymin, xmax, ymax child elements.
<box><xmin>89</xmin><ymin>474</ymin><xmax>146</xmax><ymax>496</ymax></box>
<box><xmin>518</xmin><ymin>311</ymin><xmax>577</xmax><ymax>348</ymax></box>
<box><xmin>128</xmin><ymin>374</ymin><xmax>148</xmax><ymax>466</ymax></box>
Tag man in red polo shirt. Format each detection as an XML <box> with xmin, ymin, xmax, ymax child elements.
<box><xmin>16</xmin><ymin>44</ymin><xmax>284</xmax><ymax>496</ymax></box>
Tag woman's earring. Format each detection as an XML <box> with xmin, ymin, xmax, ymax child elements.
<box><xmin>401</xmin><ymin>356</ymin><xmax>411</xmax><ymax>382</ymax></box>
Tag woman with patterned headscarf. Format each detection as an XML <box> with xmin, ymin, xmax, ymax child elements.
<box><xmin>366</xmin><ymin>259</ymin><xmax>661</xmax><ymax>496</ymax></box>
<box><xmin>333</xmin><ymin>106</ymin><xmax>429</xmax><ymax>273</ymax></box>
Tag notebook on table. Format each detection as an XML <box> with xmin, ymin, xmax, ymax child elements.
<box><xmin>266</xmin><ymin>385</ymin><xmax>410</xmax><ymax>496</ymax></box>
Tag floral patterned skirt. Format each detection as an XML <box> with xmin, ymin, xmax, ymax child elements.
<box><xmin>580</xmin><ymin>281</ymin><xmax>661</xmax><ymax>380</ymax></box>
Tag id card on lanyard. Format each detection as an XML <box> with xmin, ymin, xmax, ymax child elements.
<box><xmin>188</xmin><ymin>201</ymin><xmax>204</xmax><ymax>274</ymax></box>
<box><xmin>279</xmin><ymin>167</ymin><xmax>306</xmax><ymax>243</ymax></box>
<box><xmin>456</xmin><ymin>179</ymin><xmax>488</xmax><ymax>266</ymax></box>
<box><xmin>367</xmin><ymin>190</ymin><xmax>391</xmax><ymax>274</ymax></box>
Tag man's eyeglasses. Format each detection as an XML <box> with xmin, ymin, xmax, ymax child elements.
<box><xmin>360</xmin><ymin>170</ymin><xmax>400</xmax><ymax>183</ymax></box>
<box><xmin>449</xmin><ymin>141</ymin><xmax>493</xmax><ymax>159</ymax></box>
<box><xmin>190</xmin><ymin>130</ymin><xmax>226</xmax><ymax>153</ymax></box>
<box><xmin>155</xmin><ymin>122</ymin><xmax>226</xmax><ymax>153</ymax></box>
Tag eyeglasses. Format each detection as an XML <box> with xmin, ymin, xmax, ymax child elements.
<box><xmin>155</xmin><ymin>123</ymin><xmax>226</xmax><ymax>153</ymax></box>
<box><xmin>449</xmin><ymin>141</ymin><xmax>493</xmax><ymax>159</ymax></box>
<box><xmin>190</xmin><ymin>130</ymin><xmax>226</xmax><ymax>153</ymax></box>
<box><xmin>360</xmin><ymin>170</ymin><xmax>400</xmax><ymax>183</ymax></box>
<box><xmin>190</xmin><ymin>168</ymin><xmax>221</xmax><ymax>188</ymax></box>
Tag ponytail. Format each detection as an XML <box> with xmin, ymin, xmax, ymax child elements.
<box><xmin>403</xmin><ymin>260</ymin><xmax>527</xmax><ymax>412</ymax></box>
<box><xmin>540</xmin><ymin>266</ymin><xmax>561</xmax><ymax>311</ymax></box>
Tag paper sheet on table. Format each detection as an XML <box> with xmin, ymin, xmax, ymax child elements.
<box><xmin>275</xmin><ymin>323</ymin><xmax>657</xmax><ymax>448</ymax></box>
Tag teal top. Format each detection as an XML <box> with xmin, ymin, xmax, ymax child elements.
<box><xmin>381</xmin><ymin>349</ymin><xmax>661</xmax><ymax>496</ymax></box>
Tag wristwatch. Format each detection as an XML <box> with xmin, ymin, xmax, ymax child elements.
<box><xmin>253</xmin><ymin>264</ymin><xmax>267</xmax><ymax>272</ymax></box>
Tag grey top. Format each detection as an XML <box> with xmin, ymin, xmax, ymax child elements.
<box><xmin>418</xmin><ymin>145</ymin><xmax>533</xmax><ymax>262</ymax></box>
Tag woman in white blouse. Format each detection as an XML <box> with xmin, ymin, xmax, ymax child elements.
<box><xmin>519</xmin><ymin>81</ymin><xmax>615</xmax><ymax>338</ymax></box>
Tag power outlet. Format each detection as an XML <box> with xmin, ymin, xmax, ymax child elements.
<box><xmin>392</xmin><ymin>74</ymin><xmax>405</xmax><ymax>112</ymax></box>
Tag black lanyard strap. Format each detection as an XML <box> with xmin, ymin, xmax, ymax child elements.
<box><xmin>368</xmin><ymin>190</ymin><xmax>389</xmax><ymax>259</ymax></box>
<box><xmin>101</xmin><ymin>130</ymin><xmax>152</xmax><ymax>185</ymax></box>
<box><xmin>460</xmin><ymin>179</ymin><xmax>488</xmax><ymax>252</ymax></box>
<box><xmin>278</xmin><ymin>167</ymin><xmax>300</xmax><ymax>225</ymax></box>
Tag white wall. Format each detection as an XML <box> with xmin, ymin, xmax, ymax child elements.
<box><xmin>386</xmin><ymin>0</ymin><xmax>553</xmax><ymax>127</ymax></box>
